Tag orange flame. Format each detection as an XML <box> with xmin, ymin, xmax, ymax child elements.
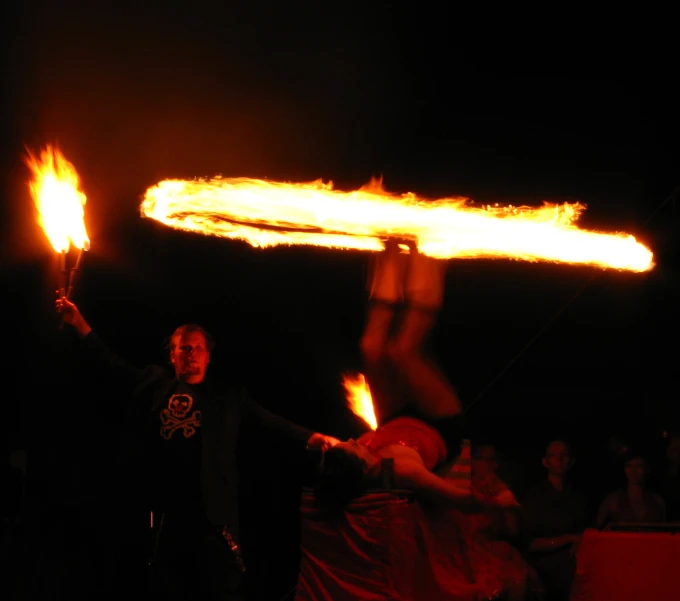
<box><xmin>342</xmin><ymin>373</ymin><xmax>377</xmax><ymax>430</ymax></box>
<box><xmin>141</xmin><ymin>176</ymin><xmax>653</xmax><ymax>272</ymax></box>
<box><xmin>25</xmin><ymin>145</ymin><xmax>90</xmax><ymax>253</ymax></box>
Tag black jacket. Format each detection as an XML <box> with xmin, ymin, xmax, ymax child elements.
<box><xmin>82</xmin><ymin>332</ymin><xmax>314</xmax><ymax>533</ymax></box>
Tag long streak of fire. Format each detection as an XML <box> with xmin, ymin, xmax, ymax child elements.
<box><xmin>25</xmin><ymin>145</ymin><xmax>90</xmax><ymax>298</ymax></box>
<box><xmin>342</xmin><ymin>373</ymin><xmax>377</xmax><ymax>430</ymax></box>
<box><xmin>141</xmin><ymin>177</ymin><xmax>653</xmax><ymax>272</ymax></box>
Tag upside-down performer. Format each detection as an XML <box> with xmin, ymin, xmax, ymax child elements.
<box><xmin>295</xmin><ymin>243</ymin><xmax>519</xmax><ymax>601</ymax></box>
<box><xmin>315</xmin><ymin>241</ymin><xmax>509</xmax><ymax>509</ymax></box>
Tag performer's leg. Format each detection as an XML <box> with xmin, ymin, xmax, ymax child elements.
<box><xmin>360</xmin><ymin>241</ymin><xmax>409</xmax><ymax>425</ymax></box>
<box><xmin>366</xmin><ymin>239</ymin><xmax>407</xmax><ymax>305</ymax></box>
<box><xmin>404</xmin><ymin>244</ymin><xmax>446</xmax><ymax>311</ymax></box>
<box><xmin>387</xmin><ymin>248</ymin><xmax>462</xmax><ymax>419</ymax></box>
<box><xmin>361</xmin><ymin>303</ymin><xmax>408</xmax><ymax>425</ymax></box>
<box><xmin>388</xmin><ymin>307</ymin><xmax>462</xmax><ymax>418</ymax></box>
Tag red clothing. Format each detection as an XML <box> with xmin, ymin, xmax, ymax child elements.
<box><xmin>357</xmin><ymin>416</ymin><xmax>447</xmax><ymax>471</ymax></box>
<box><xmin>295</xmin><ymin>490</ymin><xmax>482</xmax><ymax>601</ymax></box>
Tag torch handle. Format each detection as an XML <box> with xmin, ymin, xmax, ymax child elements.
<box><xmin>66</xmin><ymin>270</ymin><xmax>76</xmax><ymax>300</ymax></box>
<box><xmin>59</xmin><ymin>250</ymin><xmax>68</xmax><ymax>298</ymax></box>
<box><xmin>57</xmin><ymin>248</ymin><xmax>85</xmax><ymax>328</ymax></box>
<box><xmin>66</xmin><ymin>248</ymin><xmax>84</xmax><ymax>300</ymax></box>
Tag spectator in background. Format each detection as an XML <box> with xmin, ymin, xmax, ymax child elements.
<box><xmin>457</xmin><ymin>443</ymin><xmax>529</xmax><ymax>601</ymax></box>
<box><xmin>522</xmin><ymin>440</ymin><xmax>586</xmax><ymax>601</ymax></box>
<box><xmin>596</xmin><ymin>452</ymin><xmax>666</xmax><ymax>528</ymax></box>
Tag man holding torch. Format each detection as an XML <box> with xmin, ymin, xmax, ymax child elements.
<box><xmin>55</xmin><ymin>297</ymin><xmax>338</xmax><ymax>600</ymax></box>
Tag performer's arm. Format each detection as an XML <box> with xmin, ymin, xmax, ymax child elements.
<box><xmin>56</xmin><ymin>296</ymin><xmax>146</xmax><ymax>385</ymax></box>
<box><xmin>394</xmin><ymin>458</ymin><xmax>474</xmax><ymax>505</ymax></box>
<box><xmin>396</xmin><ymin>458</ymin><xmax>521</xmax><ymax>508</ymax></box>
<box><xmin>239</xmin><ymin>392</ymin><xmax>338</xmax><ymax>451</ymax></box>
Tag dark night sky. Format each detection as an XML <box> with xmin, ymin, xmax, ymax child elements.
<box><xmin>1</xmin><ymin>3</ymin><xmax>678</xmax><ymax>436</ymax></box>
<box><xmin>1</xmin><ymin>3</ymin><xmax>678</xmax><ymax>596</ymax></box>
<box><xmin>3</xmin><ymin>3</ymin><xmax>679</xmax><ymax>441</ymax></box>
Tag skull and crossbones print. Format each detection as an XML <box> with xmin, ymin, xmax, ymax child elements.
<box><xmin>160</xmin><ymin>393</ymin><xmax>202</xmax><ymax>440</ymax></box>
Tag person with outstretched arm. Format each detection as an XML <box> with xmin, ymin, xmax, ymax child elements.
<box><xmin>56</xmin><ymin>297</ymin><xmax>338</xmax><ymax>601</ymax></box>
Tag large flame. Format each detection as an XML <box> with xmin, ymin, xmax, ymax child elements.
<box><xmin>141</xmin><ymin>176</ymin><xmax>653</xmax><ymax>272</ymax></box>
<box><xmin>342</xmin><ymin>373</ymin><xmax>377</xmax><ymax>430</ymax></box>
<box><xmin>25</xmin><ymin>145</ymin><xmax>90</xmax><ymax>253</ymax></box>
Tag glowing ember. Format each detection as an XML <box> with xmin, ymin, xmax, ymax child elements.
<box><xmin>342</xmin><ymin>373</ymin><xmax>377</xmax><ymax>430</ymax></box>
<box><xmin>25</xmin><ymin>145</ymin><xmax>90</xmax><ymax>253</ymax></box>
<box><xmin>141</xmin><ymin>176</ymin><xmax>653</xmax><ymax>272</ymax></box>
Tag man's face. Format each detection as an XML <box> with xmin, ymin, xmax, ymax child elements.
<box><xmin>543</xmin><ymin>441</ymin><xmax>573</xmax><ymax>476</ymax></box>
<box><xmin>624</xmin><ymin>457</ymin><xmax>648</xmax><ymax>486</ymax></box>
<box><xmin>170</xmin><ymin>332</ymin><xmax>210</xmax><ymax>384</ymax></box>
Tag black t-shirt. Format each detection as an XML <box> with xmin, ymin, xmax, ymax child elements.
<box><xmin>523</xmin><ymin>479</ymin><xmax>586</xmax><ymax>544</ymax></box>
<box><xmin>147</xmin><ymin>381</ymin><xmax>206</xmax><ymax>514</ymax></box>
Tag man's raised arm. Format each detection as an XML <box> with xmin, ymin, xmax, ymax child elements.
<box><xmin>56</xmin><ymin>296</ymin><xmax>148</xmax><ymax>386</ymax></box>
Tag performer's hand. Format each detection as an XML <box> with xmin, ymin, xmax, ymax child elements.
<box><xmin>306</xmin><ymin>433</ymin><xmax>340</xmax><ymax>452</ymax></box>
<box><xmin>55</xmin><ymin>294</ymin><xmax>91</xmax><ymax>337</ymax></box>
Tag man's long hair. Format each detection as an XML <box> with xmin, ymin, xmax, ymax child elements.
<box><xmin>314</xmin><ymin>447</ymin><xmax>366</xmax><ymax>507</ymax></box>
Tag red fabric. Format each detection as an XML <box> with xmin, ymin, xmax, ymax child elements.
<box><xmin>570</xmin><ymin>529</ymin><xmax>680</xmax><ymax>601</ymax></box>
<box><xmin>357</xmin><ymin>417</ymin><xmax>447</xmax><ymax>471</ymax></box>
<box><xmin>294</xmin><ymin>490</ymin><xmax>483</xmax><ymax>601</ymax></box>
<box><xmin>439</xmin><ymin>508</ymin><xmax>529</xmax><ymax>598</ymax></box>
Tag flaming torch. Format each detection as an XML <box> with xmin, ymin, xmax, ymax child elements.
<box><xmin>141</xmin><ymin>176</ymin><xmax>653</xmax><ymax>272</ymax></box>
<box><xmin>342</xmin><ymin>373</ymin><xmax>377</xmax><ymax>430</ymax></box>
<box><xmin>25</xmin><ymin>145</ymin><xmax>90</xmax><ymax>301</ymax></box>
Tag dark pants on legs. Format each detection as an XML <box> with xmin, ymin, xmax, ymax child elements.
<box><xmin>151</xmin><ymin>513</ymin><xmax>245</xmax><ymax>600</ymax></box>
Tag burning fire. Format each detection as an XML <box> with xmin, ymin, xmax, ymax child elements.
<box><xmin>141</xmin><ymin>176</ymin><xmax>653</xmax><ymax>272</ymax></box>
<box><xmin>24</xmin><ymin>145</ymin><xmax>90</xmax><ymax>254</ymax></box>
<box><xmin>342</xmin><ymin>373</ymin><xmax>377</xmax><ymax>430</ymax></box>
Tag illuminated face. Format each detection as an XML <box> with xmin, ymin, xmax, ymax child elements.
<box><xmin>543</xmin><ymin>441</ymin><xmax>573</xmax><ymax>476</ymax></box>
<box><xmin>170</xmin><ymin>332</ymin><xmax>210</xmax><ymax>384</ymax></box>
<box><xmin>334</xmin><ymin>440</ymin><xmax>381</xmax><ymax>476</ymax></box>
<box><xmin>624</xmin><ymin>457</ymin><xmax>648</xmax><ymax>486</ymax></box>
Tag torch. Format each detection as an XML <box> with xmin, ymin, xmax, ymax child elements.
<box><xmin>141</xmin><ymin>176</ymin><xmax>654</xmax><ymax>272</ymax></box>
<box><xmin>24</xmin><ymin>145</ymin><xmax>90</xmax><ymax>311</ymax></box>
<box><xmin>66</xmin><ymin>243</ymin><xmax>89</xmax><ymax>300</ymax></box>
